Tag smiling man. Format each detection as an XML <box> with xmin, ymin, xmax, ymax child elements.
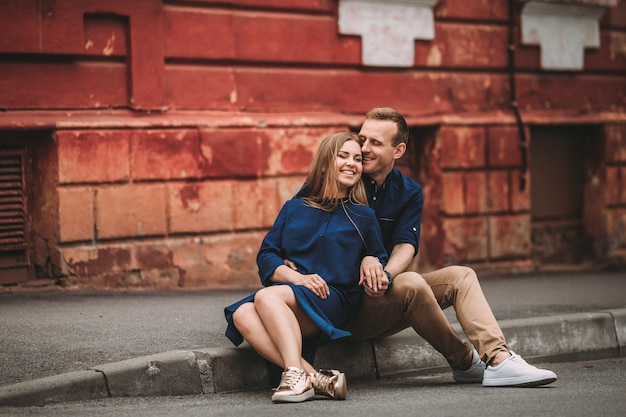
<box><xmin>351</xmin><ymin>107</ymin><xmax>557</xmax><ymax>388</ymax></box>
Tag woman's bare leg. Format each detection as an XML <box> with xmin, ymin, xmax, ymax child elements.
<box><xmin>232</xmin><ymin>286</ymin><xmax>318</xmax><ymax>374</ymax></box>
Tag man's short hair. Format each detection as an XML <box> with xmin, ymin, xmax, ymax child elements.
<box><xmin>365</xmin><ymin>107</ymin><xmax>409</xmax><ymax>147</ymax></box>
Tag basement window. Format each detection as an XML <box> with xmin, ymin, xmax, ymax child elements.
<box><xmin>0</xmin><ymin>149</ymin><xmax>29</xmax><ymax>284</ymax></box>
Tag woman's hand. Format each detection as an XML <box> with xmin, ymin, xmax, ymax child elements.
<box><xmin>272</xmin><ymin>264</ymin><xmax>329</xmax><ymax>298</ymax></box>
<box><xmin>359</xmin><ymin>256</ymin><xmax>386</xmax><ymax>297</ymax></box>
<box><xmin>297</xmin><ymin>273</ymin><xmax>330</xmax><ymax>299</ymax></box>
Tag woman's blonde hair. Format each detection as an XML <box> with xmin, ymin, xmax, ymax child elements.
<box><xmin>303</xmin><ymin>132</ymin><xmax>368</xmax><ymax>211</ymax></box>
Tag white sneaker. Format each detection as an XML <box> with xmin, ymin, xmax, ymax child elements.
<box><xmin>453</xmin><ymin>349</ymin><xmax>485</xmax><ymax>383</ymax></box>
<box><xmin>271</xmin><ymin>367</ymin><xmax>315</xmax><ymax>403</ymax></box>
<box><xmin>482</xmin><ymin>351</ymin><xmax>557</xmax><ymax>387</ymax></box>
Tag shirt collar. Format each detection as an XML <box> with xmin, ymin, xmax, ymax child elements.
<box><xmin>364</xmin><ymin>170</ymin><xmax>396</xmax><ymax>189</ymax></box>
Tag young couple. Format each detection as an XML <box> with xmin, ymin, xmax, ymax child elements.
<box><xmin>225</xmin><ymin>108</ymin><xmax>557</xmax><ymax>403</ymax></box>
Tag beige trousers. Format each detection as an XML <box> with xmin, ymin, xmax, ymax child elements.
<box><xmin>345</xmin><ymin>265</ymin><xmax>509</xmax><ymax>369</ymax></box>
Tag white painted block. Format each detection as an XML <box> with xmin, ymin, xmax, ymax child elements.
<box><xmin>521</xmin><ymin>1</ymin><xmax>607</xmax><ymax>70</ymax></box>
<box><xmin>338</xmin><ymin>0</ymin><xmax>441</xmax><ymax>67</ymax></box>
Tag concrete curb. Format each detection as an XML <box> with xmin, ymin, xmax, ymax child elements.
<box><xmin>2</xmin><ymin>308</ymin><xmax>625</xmax><ymax>407</ymax></box>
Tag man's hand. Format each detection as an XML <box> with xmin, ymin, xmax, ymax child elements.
<box><xmin>284</xmin><ymin>259</ymin><xmax>298</xmax><ymax>271</ymax></box>
<box><xmin>359</xmin><ymin>256</ymin><xmax>387</xmax><ymax>297</ymax></box>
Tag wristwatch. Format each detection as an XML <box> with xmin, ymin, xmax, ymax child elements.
<box><xmin>384</xmin><ymin>270</ymin><xmax>394</xmax><ymax>294</ymax></box>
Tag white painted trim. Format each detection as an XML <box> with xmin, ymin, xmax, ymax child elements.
<box><xmin>521</xmin><ymin>1</ymin><xmax>611</xmax><ymax>70</ymax></box>
<box><xmin>338</xmin><ymin>0</ymin><xmax>442</xmax><ymax>67</ymax></box>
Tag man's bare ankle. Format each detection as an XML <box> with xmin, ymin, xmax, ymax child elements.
<box><xmin>490</xmin><ymin>351</ymin><xmax>511</xmax><ymax>367</ymax></box>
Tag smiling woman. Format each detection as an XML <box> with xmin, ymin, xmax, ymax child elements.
<box><xmin>223</xmin><ymin>132</ymin><xmax>388</xmax><ymax>404</ymax></box>
<box><xmin>300</xmin><ymin>132</ymin><xmax>366</xmax><ymax>211</ymax></box>
<box><xmin>336</xmin><ymin>141</ymin><xmax>363</xmax><ymax>193</ymax></box>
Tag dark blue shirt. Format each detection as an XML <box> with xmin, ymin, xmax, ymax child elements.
<box><xmin>257</xmin><ymin>198</ymin><xmax>388</xmax><ymax>288</ymax></box>
<box><xmin>224</xmin><ymin>198</ymin><xmax>388</xmax><ymax>346</ymax></box>
<box><xmin>363</xmin><ymin>169</ymin><xmax>423</xmax><ymax>256</ymax></box>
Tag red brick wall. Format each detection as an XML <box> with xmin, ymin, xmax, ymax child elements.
<box><xmin>0</xmin><ymin>0</ymin><xmax>625</xmax><ymax>287</ymax></box>
<box><xmin>412</xmin><ymin>124</ymin><xmax>532</xmax><ymax>273</ymax></box>
<box><xmin>52</xmin><ymin>125</ymin><xmax>333</xmax><ymax>288</ymax></box>
<box><xmin>3</xmin><ymin>0</ymin><xmax>623</xmax><ymax>114</ymax></box>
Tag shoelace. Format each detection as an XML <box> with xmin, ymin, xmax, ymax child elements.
<box><xmin>312</xmin><ymin>371</ymin><xmax>337</xmax><ymax>396</ymax></box>
<box><xmin>316</xmin><ymin>373</ymin><xmax>334</xmax><ymax>392</ymax></box>
<box><xmin>278</xmin><ymin>368</ymin><xmax>304</xmax><ymax>390</ymax></box>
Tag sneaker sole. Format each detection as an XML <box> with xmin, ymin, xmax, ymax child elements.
<box><xmin>483</xmin><ymin>377</ymin><xmax>557</xmax><ymax>387</ymax></box>
<box><xmin>271</xmin><ymin>387</ymin><xmax>315</xmax><ymax>403</ymax></box>
<box><xmin>453</xmin><ymin>376</ymin><xmax>483</xmax><ymax>384</ymax></box>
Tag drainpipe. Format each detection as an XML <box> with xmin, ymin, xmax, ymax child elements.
<box><xmin>508</xmin><ymin>0</ymin><xmax>528</xmax><ymax>192</ymax></box>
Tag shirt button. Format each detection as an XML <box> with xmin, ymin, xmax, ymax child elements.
<box><xmin>373</xmin><ymin>196</ymin><xmax>377</xmax><ymax>200</ymax></box>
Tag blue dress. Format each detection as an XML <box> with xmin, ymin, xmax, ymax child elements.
<box><xmin>224</xmin><ymin>198</ymin><xmax>388</xmax><ymax>346</ymax></box>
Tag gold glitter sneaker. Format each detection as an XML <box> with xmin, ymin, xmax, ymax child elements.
<box><xmin>310</xmin><ymin>369</ymin><xmax>347</xmax><ymax>400</ymax></box>
<box><xmin>271</xmin><ymin>367</ymin><xmax>315</xmax><ymax>403</ymax></box>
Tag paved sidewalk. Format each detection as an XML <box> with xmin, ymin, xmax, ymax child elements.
<box><xmin>1</xmin><ymin>270</ymin><xmax>625</xmax><ymax>406</ymax></box>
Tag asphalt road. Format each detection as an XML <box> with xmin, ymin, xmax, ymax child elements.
<box><xmin>1</xmin><ymin>270</ymin><xmax>625</xmax><ymax>388</ymax></box>
<box><xmin>0</xmin><ymin>358</ymin><xmax>624</xmax><ymax>417</ymax></box>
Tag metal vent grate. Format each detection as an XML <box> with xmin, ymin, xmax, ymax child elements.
<box><xmin>0</xmin><ymin>151</ymin><xmax>26</xmax><ymax>251</ymax></box>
